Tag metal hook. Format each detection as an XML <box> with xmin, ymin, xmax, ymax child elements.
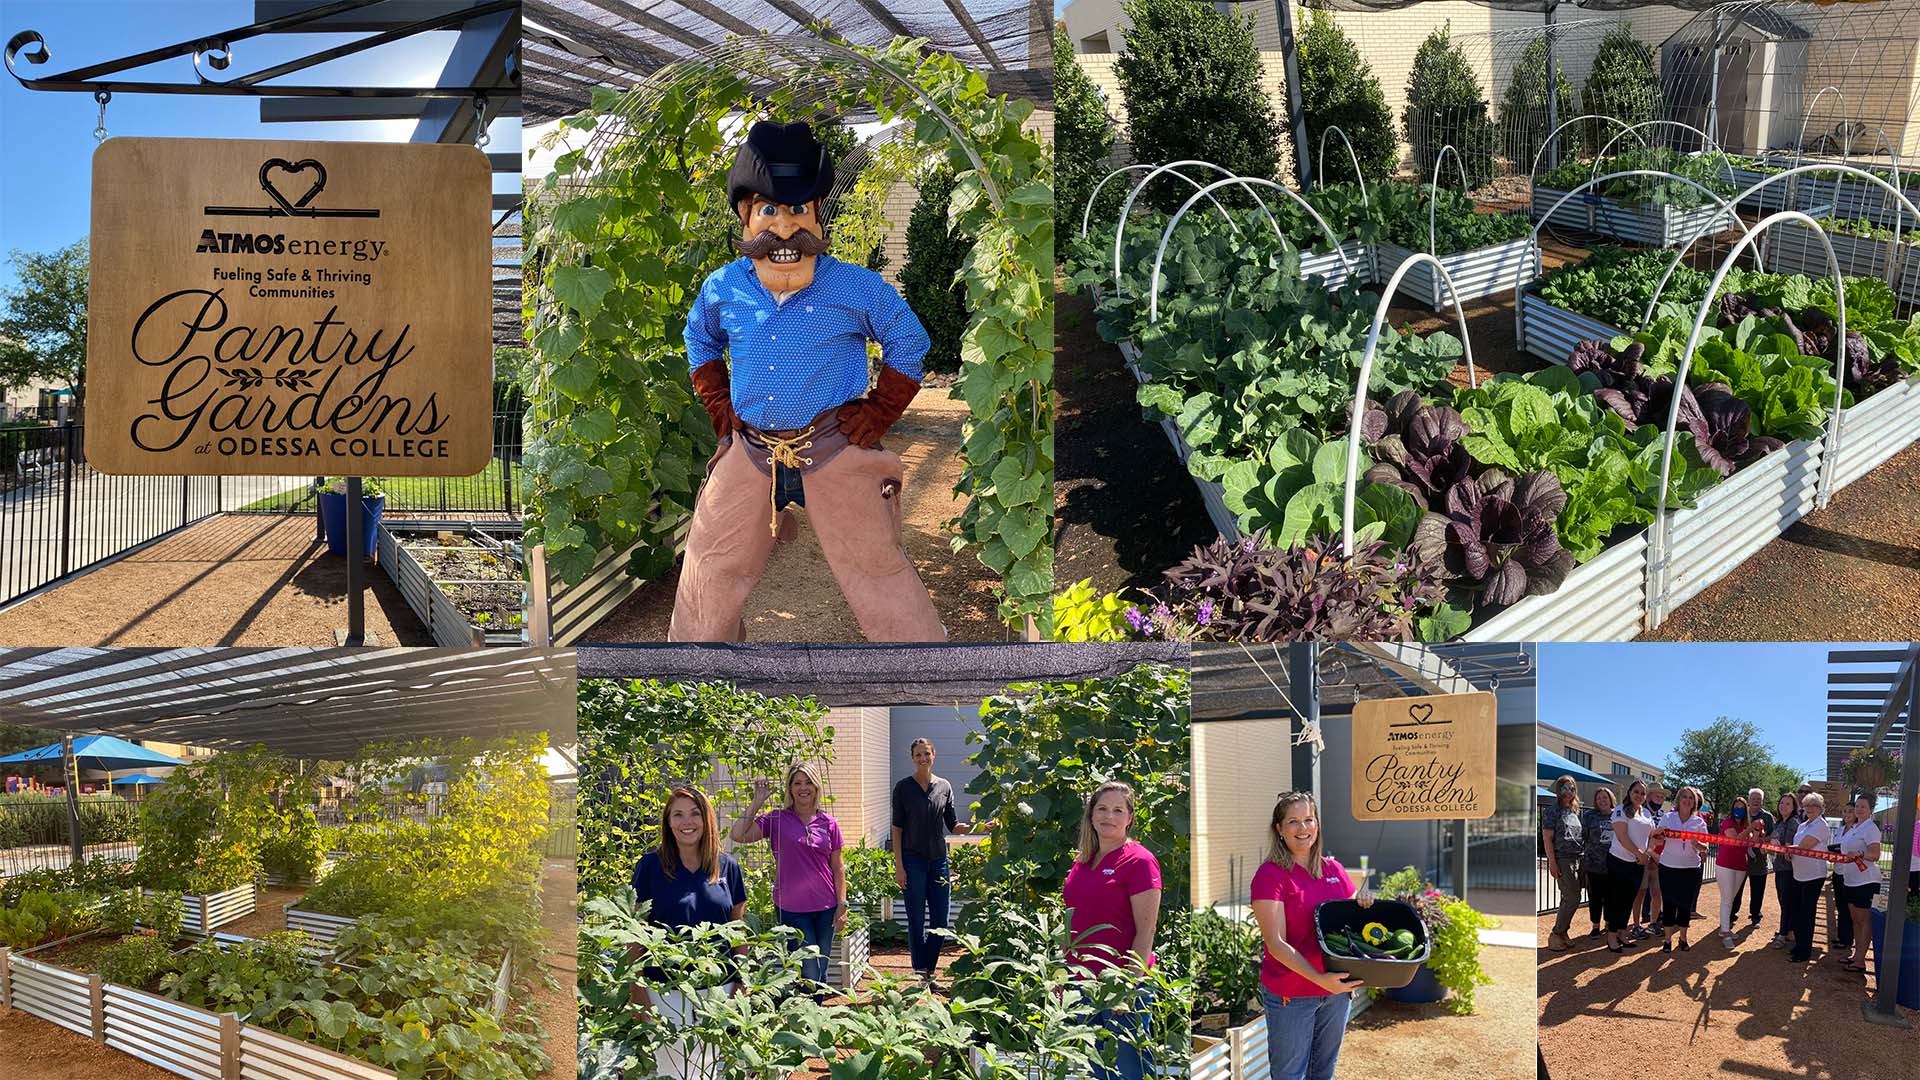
<box><xmin>92</xmin><ymin>87</ymin><xmax>109</xmax><ymax>142</ymax></box>
<box><xmin>472</xmin><ymin>94</ymin><xmax>489</xmax><ymax>148</ymax></box>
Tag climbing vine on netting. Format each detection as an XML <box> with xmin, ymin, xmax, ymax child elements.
<box><xmin>524</xmin><ymin>39</ymin><xmax>1053</xmax><ymax>632</ymax></box>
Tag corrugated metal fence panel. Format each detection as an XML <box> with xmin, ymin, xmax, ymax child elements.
<box><xmin>238</xmin><ymin>1023</ymin><xmax>397</xmax><ymax>1080</ymax></box>
<box><xmin>376</xmin><ymin>527</ymin><xmax>436</xmax><ymax>639</ymax></box>
<box><xmin>1662</xmin><ymin>439</ymin><xmax>1823</xmax><ymax>613</ymax></box>
<box><xmin>1228</xmin><ymin>1015</ymin><xmax>1271</xmax><ymax>1080</ymax></box>
<box><xmin>826</xmin><ymin>926</ymin><xmax>869</xmax><ymax>989</ymax></box>
<box><xmin>1467</xmin><ymin>530</ymin><xmax>1649</xmax><ymax>642</ymax></box>
<box><xmin>548</xmin><ymin>527</ymin><xmax>689</xmax><ymax>647</ymax></box>
<box><xmin>426</xmin><ymin>577</ymin><xmax>480</xmax><ymax>650</ymax></box>
<box><xmin>1829</xmin><ymin>377</ymin><xmax>1920</xmax><ymax>490</ymax></box>
<box><xmin>8</xmin><ymin>953</ymin><xmax>96</xmax><ymax>1037</ymax></box>
<box><xmin>284</xmin><ymin>907</ymin><xmax>355</xmax><ymax>949</ymax></box>
<box><xmin>1517</xmin><ymin>293</ymin><xmax>1622</xmax><ymax>366</ymax></box>
<box><xmin>102</xmin><ymin>983</ymin><xmax>226</xmax><ymax>1080</ymax></box>
<box><xmin>1191</xmin><ymin>1036</ymin><xmax>1232</xmax><ymax>1080</ymax></box>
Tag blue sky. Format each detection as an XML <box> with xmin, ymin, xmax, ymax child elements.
<box><xmin>0</xmin><ymin>0</ymin><xmax>519</xmax><ymax>290</ymax></box>
<box><xmin>1537</xmin><ymin>642</ymin><xmax>1906</xmax><ymax>780</ymax></box>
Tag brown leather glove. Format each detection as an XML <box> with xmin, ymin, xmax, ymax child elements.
<box><xmin>689</xmin><ymin>359</ymin><xmax>738</xmax><ymax>440</ymax></box>
<box><xmin>837</xmin><ymin>366</ymin><xmax>921</xmax><ymax>449</ymax></box>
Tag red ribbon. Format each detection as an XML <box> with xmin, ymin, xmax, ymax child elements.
<box><xmin>1660</xmin><ymin>828</ymin><xmax>1867</xmax><ymax>868</ymax></box>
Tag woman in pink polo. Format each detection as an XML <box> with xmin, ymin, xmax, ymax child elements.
<box><xmin>1250</xmin><ymin>790</ymin><xmax>1374</xmax><ymax>1080</ymax></box>
<box><xmin>1062</xmin><ymin>780</ymin><xmax>1162</xmax><ymax>1080</ymax></box>
<box><xmin>730</xmin><ymin>765</ymin><xmax>846</xmax><ymax>990</ymax></box>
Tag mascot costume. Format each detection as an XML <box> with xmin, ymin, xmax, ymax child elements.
<box><xmin>668</xmin><ymin>120</ymin><xmax>946</xmax><ymax>641</ymax></box>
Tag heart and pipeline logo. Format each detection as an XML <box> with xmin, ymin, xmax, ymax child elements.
<box><xmin>202</xmin><ymin>158</ymin><xmax>379</xmax><ymax>219</ymax></box>
<box><xmin>1390</xmin><ymin>701</ymin><xmax>1447</xmax><ymax>728</ymax></box>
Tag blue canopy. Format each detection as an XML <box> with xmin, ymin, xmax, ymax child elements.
<box><xmin>110</xmin><ymin>774</ymin><xmax>167</xmax><ymax>786</ymax></box>
<box><xmin>1538</xmin><ymin>745</ymin><xmax>1610</xmax><ymax>784</ymax></box>
<box><xmin>0</xmin><ymin>735</ymin><xmax>184</xmax><ymax>773</ymax></box>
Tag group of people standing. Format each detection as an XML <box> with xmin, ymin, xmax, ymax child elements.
<box><xmin>1542</xmin><ymin>777</ymin><xmax>1886</xmax><ymax>970</ymax></box>
<box><xmin>627</xmin><ymin>740</ymin><xmax>1167</xmax><ymax>1080</ymax></box>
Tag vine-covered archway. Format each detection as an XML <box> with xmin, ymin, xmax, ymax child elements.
<box><xmin>524</xmin><ymin>34</ymin><xmax>1053</xmax><ymax>633</ymax></box>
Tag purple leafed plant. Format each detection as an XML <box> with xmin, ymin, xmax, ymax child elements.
<box><xmin>1686</xmin><ymin>385</ymin><xmax>1784</xmax><ymax>476</ymax></box>
<box><xmin>1410</xmin><ymin>468</ymin><xmax>1574</xmax><ymax>608</ymax></box>
<box><xmin>1361</xmin><ymin>390</ymin><xmax>1474</xmax><ymax>511</ymax></box>
<box><xmin>1149</xmin><ymin>530</ymin><xmax>1451</xmax><ymax>642</ymax></box>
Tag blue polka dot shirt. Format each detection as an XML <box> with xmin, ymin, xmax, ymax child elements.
<box><xmin>685</xmin><ymin>253</ymin><xmax>931</xmax><ymax>431</ymax></box>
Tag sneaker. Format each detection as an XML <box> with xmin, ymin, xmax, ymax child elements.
<box><xmin>1721</xmin><ymin>932</ymin><xmax>1736</xmax><ymax>948</ymax></box>
<box><xmin>1549</xmin><ymin>932</ymin><xmax>1572</xmax><ymax>952</ymax></box>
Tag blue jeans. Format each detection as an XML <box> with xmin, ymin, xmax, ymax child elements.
<box><xmin>1264</xmin><ymin>987</ymin><xmax>1352</xmax><ymax>1080</ymax></box>
<box><xmin>1090</xmin><ymin>987</ymin><xmax>1153</xmax><ymax>1080</ymax></box>
<box><xmin>902</xmin><ymin>855</ymin><xmax>950</xmax><ymax>974</ymax></box>
<box><xmin>778</xmin><ymin>906</ymin><xmax>837</xmax><ymax>986</ymax></box>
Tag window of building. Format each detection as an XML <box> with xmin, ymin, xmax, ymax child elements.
<box><xmin>1611</xmin><ymin>762</ymin><xmax>1631</xmax><ymax>777</ymax></box>
<box><xmin>1642</xmin><ymin>771</ymin><xmax>1657</xmax><ymax>783</ymax></box>
<box><xmin>1565</xmin><ymin>747</ymin><xmax>1592</xmax><ymax>769</ymax></box>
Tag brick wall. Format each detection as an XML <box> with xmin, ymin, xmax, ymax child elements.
<box><xmin>1192</xmin><ymin>717</ymin><xmax>1293</xmax><ymax>909</ymax></box>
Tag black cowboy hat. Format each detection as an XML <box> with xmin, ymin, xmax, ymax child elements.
<box><xmin>728</xmin><ymin>120</ymin><xmax>836</xmax><ymax>209</ymax></box>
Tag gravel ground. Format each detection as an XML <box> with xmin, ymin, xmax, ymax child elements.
<box><xmin>580</xmin><ymin>392</ymin><xmax>1009</xmax><ymax>642</ymax></box>
<box><xmin>0</xmin><ymin>514</ymin><xmax>431</xmax><ymax>646</ymax></box>
<box><xmin>535</xmin><ymin>858</ymin><xmax>579</xmax><ymax>1080</ymax></box>
<box><xmin>1538</xmin><ymin>875</ymin><xmax>1915</xmax><ymax>1078</ymax></box>
<box><xmin>1337</xmin><ymin>929</ymin><xmax>1538</xmax><ymax>1080</ymax></box>
<box><xmin>1646</xmin><ymin>440</ymin><xmax>1920</xmax><ymax>641</ymax></box>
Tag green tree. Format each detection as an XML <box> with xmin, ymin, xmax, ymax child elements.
<box><xmin>898</xmin><ymin>166</ymin><xmax>971</xmax><ymax>375</ymax></box>
<box><xmin>0</xmin><ymin>240</ymin><xmax>89</xmax><ymax>411</ymax></box>
<box><xmin>1054</xmin><ymin>25</ymin><xmax>1121</xmax><ymax>232</ymax></box>
<box><xmin>1403</xmin><ymin>25</ymin><xmax>1496</xmax><ymax>189</ymax></box>
<box><xmin>1582</xmin><ymin>27</ymin><xmax>1662</xmax><ymax>153</ymax></box>
<box><xmin>1499</xmin><ymin>37</ymin><xmax>1580</xmax><ymax>171</ymax></box>
<box><xmin>1296</xmin><ymin>10</ymin><xmax>1398</xmax><ymax>186</ymax></box>
<box><xmin>1115</xmin><ymin>0</ymin><xmax>1282</xmax><ymax>207</ymax></box>
<box><xmin>1661</xmin><ymin>717</ymin><xmax>1778</xmax><ymax>822</ymax></box>
<box><xmin>1756</xmin><ymin>762</ymin><xmax>1808</xmax><ymax>809</ymax></box>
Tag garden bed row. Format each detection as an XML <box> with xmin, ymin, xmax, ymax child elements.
<box><xmin>376</xmin><ymin>521</ymin><xmax>526</xmax><ymax>649</ymax></box>
<box><xmin>1530</xmin><ymin>184</ymin><xmax>1738</xmax><ymax>248</ymax></box>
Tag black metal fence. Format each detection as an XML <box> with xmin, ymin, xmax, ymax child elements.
<box><xmin>0</xmin><ymin>795</ymin><xmax>142</xmax><ymax>878</ymax></box>
<box><xmin>0</xmin><ymin>413</ymin><xmax>524</xmax><ymax>607</ymax></box>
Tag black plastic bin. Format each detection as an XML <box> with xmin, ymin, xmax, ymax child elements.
<box><xmin>1312</xmin><ymin>897</ymin><xmax>1430</xmax><ymax>989</ymax></box>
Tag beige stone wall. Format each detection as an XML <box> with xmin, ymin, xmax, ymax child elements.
<box><xmin>1192</xmin><ymin>717</ymin><xmax>1292</xmax><ymax>909</ymax></box>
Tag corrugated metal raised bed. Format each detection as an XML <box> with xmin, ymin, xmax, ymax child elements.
<box><xmin>1532</xmin><ymin>185</ymin><xmax>1736</xmax><ymax>246</ymax></box>
<box><xmin>146</xmin><ymin>883</ymin><xmax>255</xmax><ymax>936</ymax></box>
<box><xmin>1763</xmin><ymin>221</ymin><xmax>1903</xmax><ymax>283</ymax></box>
<box><xmin>1191</xmin><ymin>1034</ymin><xmax>1231</xmax><ymax>1080</ymax></box>
<box><xmin>1466</xmin><ymin>529</ymin><xmax>1650</xmax><ymax>642</ymax></box>
<box><xmin>238</xmin><ymin>1022</ymin><xmax>398</xmax><ymax>1080</ymax></box>
<box><xmin>1300</xmin><ymin>240</ymin><xmax>1371</xmax><ymax>290</ymax></box>
<box><xmin>1828</xmin><ymin>374</ymin><xmax>1920</xmax><ymax>490</ymax></box>
<box><xmin>262</xmin><ymin>857</ymin><xmax>334</xmax><ymax>888</ymax></box>
<box><xmin>826</xmin><ymin>925</ymin><xmax>869</xmax><ymax>989</ymax></box>
<box><xmin>284</xmin><ymin>905</ymin><xmax>356</xmax><ymax>948</ymax></box>
<box><xmin>1900</xmin><ymin>246</ymin><xmax>1920</xmax><ymax>311</ymax></box>
<box><xmin>377</xmin><ymin>523</ymin><xmax>523</xmax><ymax>650</ymax></box>
<box><xmin>1516</xmin><ymin>291</ymin><xmax>1625</xmax><ymax>366</ymax></box>
<box><xmin>1375</xmin><ymin>237</ymin><xmax>1537</xmax><ymax>311</ymax></box>
<box><xmin>104</xmin><ymin>982</ymin><xmax>234</xmax><ymax>1080</ymax></box>
<box><xmin>5</xmin><ymin>939</ymin><xmax>102</xmax><ymax>1039</ymax></box>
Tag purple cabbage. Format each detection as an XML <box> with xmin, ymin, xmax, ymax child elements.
<box><xmin>1568</xmin><ymin>338</ymin><xmax>1646</xmax><ymax>382</ymax></box>
<box><xmin>1410</xmin><ymin>468</ymin><xmax>1575</xmax><ymax>608</ymax></box>
<box><xmin>1360</xmin><ymin>390</ymin><xmax>1473</xmax><ymax>510</ymax></box>
<box><xmin>1686</xmin><ymin>384</ymin><xmax>1784</xmax><ymax>476</ymax></box>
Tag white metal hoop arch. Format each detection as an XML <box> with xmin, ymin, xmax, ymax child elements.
<box><xmin>1510</xmin><ymin>170</ymin><xmax>1764</xmax><ymax>340</ymax></box>
<box><xmin>1783</xmin><ymin>85</ymin><xmax>1852</xmax><ymax>214</ymax></box>
<box><xmin>1148</xmin><ymin>177</ymin><xmax>1352</xmax><ymax>324</ymax></box>
<box><xmin>1638</xmin><ymin>210</ymin><xmax>1769</xmax><ymax>332</ymax></box>
<box><xmin>1340</xmin><ymin>253</ymin><xmax>1482</xmax><ymax>555</ymax></box>
<box><xmin>1648</xmin><ymin>209</ymin><xmax>1850</xmax><ymax>628</ymax></box>
<box><xmin>1082</xmin><ymin>163</ymin><xmax>1248</xmax><ymax>243</ymax></box>
<box><xmin>1426</xmin><ymin>143</ymin><xmax>1471</xmax><ymax>260</ymax></box>
<box><xmin>1318</xmin><ymin>125</ymin><xmax>1372</xmax><ymax>208</ymax></box>
<box><xmin>1589</xmin><ymin>118</ymin><xmax>1726</xmax><ymax>197</ymax></box>
<box><xmin>1527</xmin><ymin>113</ymin><xmax>1640</xmax><ymax>194</ymax></box>
<box><xmin>1112</xmin><ymin>160</ymin><xmax>1282</xmax><ymax>296</ymax></box>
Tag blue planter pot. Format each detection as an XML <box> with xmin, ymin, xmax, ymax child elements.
<box><xmin>1381</xmin><ymin>961</ymin><xmax>1445</xmax><ymax>1004</ymax></box>
<box><xmin>318</xmin><ymin>492</ymin><xmax>384</xmax><ymax>556</ymax></box>
<box><xmin>1869</xmin><ymin>907</ymin><xmax>1920</xmax><ymax>1010</ymax></box>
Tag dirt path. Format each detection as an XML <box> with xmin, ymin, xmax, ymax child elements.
<box><xmin>0</xmin><ymin>1006</ymin><xmax>179</xmax><ymax>1079</ymax></box>
<box><xmin>581</xmin><ymin>392</ymin><xmax>1009</xmax><ymax>642</ymax></box>
<box><xmin>0</xmin><ymin>514</ymin><xmax>431</xmax><ymax>646</ymax></box>
<box><xmin>1538</xmin><ymin>875</ymin><xmax>1914</xmax><ymax>1078</ymax></box>
<box><xmin>1647</xmin><ymin>440</ymin><xmax>1920</xmax><ymax>641</ymax></box>
<box><xmin>1337</xmin><ymin>928</ymin><xmax>1537</xmax><ymax>1080</ymax></box>
<box><xmin>535</xmin><ymin>858</ymin><xmax>579</xmax><ymax>1080</ymax></box>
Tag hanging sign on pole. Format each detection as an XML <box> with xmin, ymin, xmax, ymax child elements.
<box><xmin>1350</xmin><ymin>691</ymin><xmax>1498</xmax><ymax>820</ymax></box>
<box><xmin>85</xmin><ymin>136</ymin><xmax>493</xmax><ymax>475</ymax></box>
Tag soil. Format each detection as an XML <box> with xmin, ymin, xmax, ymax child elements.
<box><xmin>0</xmin><ymin>514</ymin><xmax>432</xmax><ymax>646</ymax></box>
<box><xmin>0</xmin><ymin>1006</ymin><xmax>178</xmax><ymax>1079</ymax></box>
<box><xmin>1537</xmin><ymin>875</ymin><xmax>1915</xmax><ymax>1078</ymax></box>
<box><xmin>220</xmin><ymin>883</ymin><xmax>310</xmax><ymax>938</ymax></box>
<box><xmin>580</xmin><ymin>393</ymin><xmax>1010</xmax><ymax>642</ymax></box>
<box><xmin>534</xmin><ymin>858</ymin><xmax>579</xmax><ymax>1080</ymax></box>
<box><xmin>1645</xmin><ymin>440</ymin><xmax>1920</xmax><ymax>641</ymax></box>
<box><xmin>408</xmin><ymin>535</ymin><xmax>525</xmax><ymax>632</ymax></box>
<box><xmin>1336</xmin><ymin>927</ymin><xmax>1538</xmax><ymax>1080</ymax></box>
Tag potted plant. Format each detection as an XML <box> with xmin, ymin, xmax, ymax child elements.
<box><xmin>1373</xmin><ymin>866</ymin><xmax>1496</xmax><ymax>1014</ymax></box>
<box><xmin>1843</xmin><ymin>745</ymin><xmax>1901</xmax><ymax>791</ymax></box>
<box><xmin>316</xmin><ymin>476</ymin><xmax>386</xmax><ymax>557</ymax></box>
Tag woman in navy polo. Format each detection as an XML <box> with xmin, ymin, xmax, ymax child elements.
<box><xmin>630</xmin><ymin>786</ymin><xmax>746</xmax><ymax>1079</ymax></box>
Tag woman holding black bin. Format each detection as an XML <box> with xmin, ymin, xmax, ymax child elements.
<box><xmin>1251</xmin><ymin>791</ymin><xmax>1374</xmax><ymax>1080</ymax></box>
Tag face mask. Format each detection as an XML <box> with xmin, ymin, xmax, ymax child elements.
<box><xmin>1733</xmin><ymin>808</ymin><xmax>1747</xmax><ymax>821</ymax></box>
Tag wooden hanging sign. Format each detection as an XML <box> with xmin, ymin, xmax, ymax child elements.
<box><xmin>1350</xmin><ymin>691</ymin><xmax>1498</xmax><ymax>821</ymax></box>
<box><xmin>85</xmin><ymin>137</ymin><xmax>493</xmax><ymax>475</ymax></box>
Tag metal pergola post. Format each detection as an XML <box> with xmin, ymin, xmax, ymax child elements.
<box><xmin>61</xmin><ymin>733</ymin><xmax>83</xmax><ymax>866</ymax></box>
<box><xmin>1543</xmin><ymin>2</ymin><xmax>1560</xmax><ymax>171</ymax></box>
<box><xmin>1272</xmin><ymin>0</ymin><xmax>1313</xmax><ymax>189</ymax></box>
<box><xmin>1873</xmin><ymin>654</ymin><xmax>1917</xmax><ymax>1019</ymax></box>
<box><xmin>1289</xmin><ymin>643</ymin><xmax>1319</xmax><ymax>795</ymax></box>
